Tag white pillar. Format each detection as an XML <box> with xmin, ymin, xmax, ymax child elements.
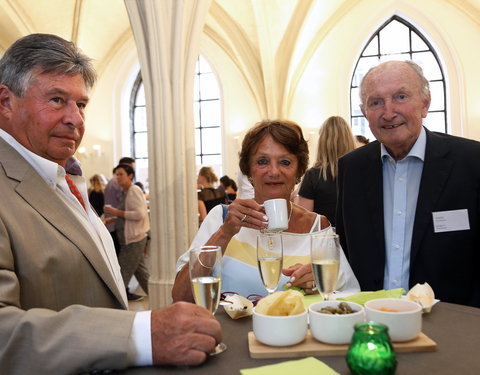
<box><xmin>124</xmin><ymin>0</ymin><xmax>212</xmax><ymax>309</ymax></box>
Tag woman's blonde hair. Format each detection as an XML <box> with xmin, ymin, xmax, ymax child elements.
<box><xmin>198</xmin><ymin>166</ymin><xmax>218</xmax><ymax>185</ymax></box>
<box><xmin>314</xmin><ymin>116</ymin><xmax>356</xmax><ymax>180</ymax></box>
<box><xmin>89</xmin><ymin>174</ymin><xmax>105</xmax><ymax>193</ymax></box>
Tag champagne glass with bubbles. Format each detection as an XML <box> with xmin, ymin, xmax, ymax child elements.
<box><xmin>310</xmin><ymin>233</ymin><xmax>340</xmax><ymax>301</ymax></box>
<box><xmin>257</xmin><ymin>232</ymin><xmax>283</xmax><ymax>295</ymax></box>
<box><xmin>189</xmin><ymin>246</ymin><xmax>227</xmax><ymax>354</ymax></box>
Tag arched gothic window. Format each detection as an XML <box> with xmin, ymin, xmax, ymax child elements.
<box><xmin>129</xmin><ymin>73</ymin><xmax>148</xmax><ymax>188</ymax></box>
<box><xmin>194</xmin><ymin>56</ymin><xmax>222</xmax><ymax>173</ymax></box>
<box><xmin>350</xmin><ymin>16</ymin><xmax>447</xmax><ymax>140</ymax></box>
<box><xmin>129</xmin><ymin>56</ymin><xmax>222</xmax><ymax>189</ymax></box>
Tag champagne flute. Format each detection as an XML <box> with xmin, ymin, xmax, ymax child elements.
<box><xmin>189</xmin><ymin>246</ymin><xmax>227</xmax><ymax>355</ymax></box>
<box><xmin>310</xmin><ymin>233</ymin><xmax>340</xmax><ymax>301</ymax></box>
<box><xmin>257</xmin><ymin>232</ymin><xmax>283</xmax><ymax>295</ymax></box>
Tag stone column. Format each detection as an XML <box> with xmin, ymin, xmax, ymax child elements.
<box><xmin>124</xmin><ymin>0</ymin><xmax>212</xmax><ymax>309</ymax></box>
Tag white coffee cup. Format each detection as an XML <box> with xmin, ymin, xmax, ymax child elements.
<box><xmin>263</xmin><ymin>198</ymin><xmax>288</xmax><ymax>232</ymax></box>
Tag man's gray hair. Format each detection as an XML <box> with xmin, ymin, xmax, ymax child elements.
<box><xmin>0</xmin><ymin>33</ymin><xmax>97</xmax><ymax>97</ymax></box>
<box><xmin>359</xmin><ymin>60</ymin><xmax>430</xmax><ymax>105</ymax></box>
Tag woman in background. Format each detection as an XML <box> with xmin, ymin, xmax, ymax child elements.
<box><xmin>104</xmin><ymin>164</ymin><xmax>150</xmax><ymax>301</ymax></box>
<box><xmin>355</xmin><ymin>134</ymin><xmax>370</xmax><ymax>148</ymax></box>
<box><xmin>297</xmin><ymin>116</ymin><xmax>356</xmax><ymax>226</ymax></box>
<box><xmin>220</xmin><ymin>175</ymin><xmax>238</xmax><ymax>202</ymax></box>
<box><xmin>197</xmin><ymin>166</ymin><xmax>227</xmax><ymax>223</ymax></box>
<box><xmin>88</xmin><ymin>174</ymin><xmax>106</xmax><ymax>216</ymax></box>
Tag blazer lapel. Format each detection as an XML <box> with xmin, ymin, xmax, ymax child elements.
<box><xmin>0</xmin><ymin>139</ymin><xmax>127</xmax><ymax>309</ymax></box>
<box><xmin>410</xmin><ymin>130</ymin><xmax>452</xmax><ymax>264</ymax></box>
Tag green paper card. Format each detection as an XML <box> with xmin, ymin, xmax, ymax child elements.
<box><xmin>336</xmin><ymin>288</ymin><xmax>406</xmax><ymax>305</ymax></box>
<box><xmin>240</xmin><ymin>356</ymin><xmax>339</xmax><ymax>375</ymax></box>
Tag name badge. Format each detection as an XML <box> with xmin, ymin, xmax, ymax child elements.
<box><xmin>432</xmin><ymin>209</ymin><xmax>470</xmax><ymax>233</ymax></box>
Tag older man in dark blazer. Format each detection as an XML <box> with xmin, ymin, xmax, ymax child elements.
<box><xmin>337</xmin><ymin>60</ymin><xmax>480</xmax><ymax>307</ymax></box>
<box><xmin>0</xmin><ymin>34</ymin><xmax>221</xmax><ymax>375</ymax></box>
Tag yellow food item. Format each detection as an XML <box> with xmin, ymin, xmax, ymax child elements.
<box><xmin>255</xmin><ymin>290</ymin><xmax>305</xmax><ymax>316</ymax></box>
<box><xmin>379</xmin><ymin>307</ymin><xmax>398</xmax><ymax>312</ymax></box>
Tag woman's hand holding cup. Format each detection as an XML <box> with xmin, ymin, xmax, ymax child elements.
<box><xmin>224</xmin><ymin>199</ymin><xmax>269</xmax><ymax>234</ymax></box>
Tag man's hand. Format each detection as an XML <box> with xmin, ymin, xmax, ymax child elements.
<box><xmin>151</xmin><ymin>302</ymin><xmax>222</xmax><ymax>366</ymax></box>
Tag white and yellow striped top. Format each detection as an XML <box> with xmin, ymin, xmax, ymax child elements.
<box><xmin>176</xmin><ymin>204</ymin><xmax>360</xmax><ymax>297</ymax></box>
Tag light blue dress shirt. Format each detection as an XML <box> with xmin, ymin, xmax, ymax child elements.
<box><xmin>382</xmin><ymin>127</ymin><xmax>426</xmax><ymax>291</ymax></box>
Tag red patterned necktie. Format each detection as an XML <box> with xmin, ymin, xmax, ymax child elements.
<box><xmin>65</xmin><ymin>173</ymin><xmax>86</xmax><ymax>210</ymax></box>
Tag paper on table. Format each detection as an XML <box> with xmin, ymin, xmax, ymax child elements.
<box><xmin>303</xmin><ymin>294</ymin><xmax>324</xmax><ymax>308</ymax></box>
<box><xmin>336</xmin><ymin>288</ymin><xmax>406</xmax><ymax>305</ymax></box>
<box><xmin>240</xmin><ymin>357</ymin><xmax>339</xmax><ymax>375</ymax></box>
<box><xmin>302</xmin><ymin>289</ymin><xmax>405</xmax><ymax>309</ymax></box>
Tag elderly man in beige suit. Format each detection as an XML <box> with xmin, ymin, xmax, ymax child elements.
<box><xmin>0</xmin><ymin>34</ymin><xmax>221</xmax><ymax>375</ymax></box>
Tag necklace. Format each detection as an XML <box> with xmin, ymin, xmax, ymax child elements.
<box><xmin>288</xmin><ymin>202</ymin><xmax>294</xmax><ymax>222</ymax></box>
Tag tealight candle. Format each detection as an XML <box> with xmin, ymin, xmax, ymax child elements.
<box><xmin>346</xmin><ymin>322</ymin><xmax>397</xmax><ymax>375</ymax></box>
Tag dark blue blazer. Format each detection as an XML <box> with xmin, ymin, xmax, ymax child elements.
<box><xmin>336</xmin><ymin>128</ymin><xmax>480</xmax><ymax>307</ymax></box>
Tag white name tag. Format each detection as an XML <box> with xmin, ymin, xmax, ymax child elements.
<box><xmin>432</xmin><ymin>209</ymin><xmax>470</xmax><ymax>233</ymax></box>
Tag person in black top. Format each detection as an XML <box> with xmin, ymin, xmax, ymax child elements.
<box><xmin>88</xmin><ymin>174</ymin><xmax>106</xmax><ymax>216</ymax></box>
<box><xmin>197</xmin><ymin>166</ymin><xmax>227</xmax><ymax>223</ymax></box>
<box><xmin>297</xmin><ymin>116</ymin><xmax>356</xmax><ymax>226</ymax></box>
<box><xmin>220</xmin><ymin>175</ymin><xmax>238</xmax><ymax>202</ymax></box>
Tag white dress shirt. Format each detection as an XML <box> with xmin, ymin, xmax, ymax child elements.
<box><xmin>381</xmin><ymin>127</ymin><xmax>426</xmax><ymax>291</ymax></box>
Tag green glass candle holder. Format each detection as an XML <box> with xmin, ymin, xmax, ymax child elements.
<box><xmin>346</xmin><ymin>322</ymin><xmax>397</xmax><ymax>375</ymax></box>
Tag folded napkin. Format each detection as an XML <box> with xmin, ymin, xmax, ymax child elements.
<box><xmin>240</xmin><ymin>357</ymin><xmax>339</xmax><ymax>375</ymax></box>
<box><xmin>336</xmin><ymin>288</ymin><xmax>405</xmax><ymax>305</ymax></box>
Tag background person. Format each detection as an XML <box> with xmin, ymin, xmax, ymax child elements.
<box><xmin>88</xmin><ymin>173</ymin><xmax>106</xmax><ymax>216</ymax></box>
<box><xmin>355</xmin><ymin>134</ymin><xmax>370</xmax><ymax>148</ymax></box>
<box><xmin>0</xmin><ymin>33</ymin><xmax>221</xmax><ymax>375</ymax></box>
<box><xmin>172</xmin><ymin>119</ymin><xmax>359</xmax><ymax>302</ymax></box>
<box><xmin>297</xmin><ymin>116</ymin><xmax>356</xmax><ymax>226</ymax></box>
<box><xmin>220</xmin><ymin>174</ymin><xmax>238</xmax><ymax>202</ymax></box>
<box><xmin>197</xmin><ymin>166</ymin><xmax>227</xmax><ymax>223</ymax></box>
<box><xmin>104</xmin><ymin>164</ymin><xmax>150</xmax><ymax>301</ymax></box>
<box><xmin>104</xmin><ymin>156</ymin><xmax>135</xmax><ymax>254</ymax></box>
<box><xmin>336</xmin><ymin>60</ymin><xmax>480</xmax><ymax>307</ymax></box>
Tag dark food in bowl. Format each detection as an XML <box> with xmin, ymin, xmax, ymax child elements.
<box><xmin>316</xmin><ymin>302</ymin><xmax>358</xmax><ymax>315</ymax></box>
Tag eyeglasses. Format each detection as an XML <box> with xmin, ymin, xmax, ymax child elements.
<box><xmin>220</xmin><ymin>291</ymin><xmax>264</xmax><ymax>306</ymax></box>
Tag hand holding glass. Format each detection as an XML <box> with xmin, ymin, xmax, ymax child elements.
<box><xmin>257</xmin><ymin>233</ymin><xmax>283</xmax><ymax>294</ymax></box>
<box><xmin>310</xmin><ymin>233</ymin><xmax>340</xmax><ymax>300</ymax></box>
<box><xmin>189</xmin><ymin>246</ymin><xmax>227</xmax><ymax>354</ymax></box>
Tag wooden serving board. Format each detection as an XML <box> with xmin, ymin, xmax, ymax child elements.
<box><xmin>248</xmin><ymin>330</ymin><xmax>437</xmax><ymax>359</ymax></box>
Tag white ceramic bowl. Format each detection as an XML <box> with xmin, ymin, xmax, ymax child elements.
<box><xmin>309</xmin><ymin>301</ymin><xmax>365</xmax><ymax>344</ymax></box>
<box><xmin>252</xmin><ymin>307</ymin><xmax>308</xmax><ymax>346</ymax></box>
<box><xmin>364</xmin><ymin>298</ymin><xmax>422</xmax><ymax>342</ymax></box>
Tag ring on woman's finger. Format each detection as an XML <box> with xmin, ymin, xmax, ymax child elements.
<box><xmin>241</xmin><ymin>214</ymin><xmax>247</xmax><ymax>222</ymax></box>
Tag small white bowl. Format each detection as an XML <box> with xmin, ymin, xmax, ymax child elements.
<box><xmin>252</xmin><ymin>307</ymin><xmax>308</xmax><ymax>346</ymax></box>
<box><xmin>309</xmin><ymin>301</ymin><xmax>365</xmax><ymax>344</ymax></box>
<box><xmin>364</xmin><ymin>298</ymin><xmax>422</xmax><ymax>342</ymax></box>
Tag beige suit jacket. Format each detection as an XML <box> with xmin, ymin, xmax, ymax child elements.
<box><xmin>0</xmin><ymin>138</ymin><xmax>137</xmax><ymax>375</ymax></box>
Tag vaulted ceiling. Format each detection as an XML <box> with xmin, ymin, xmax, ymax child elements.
<box><xmin>1</xmin><ymin>0</ymin><xmax>480</xmax><ymax>79</ymax></box>
<box><xmin>0</xmin><ymin>0</ymin><xmax>132</xmax><ymax>73</ymax></box>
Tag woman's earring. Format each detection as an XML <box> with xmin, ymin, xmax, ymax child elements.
<box><xmin>248</xmin><ymin>176</ymin><xmax>254</xmax><ymax>186</ymax></box>
<box><xmin>296</xmin><ymin>177</ymin><xmax>301</xmax><ymax>185</ymax></box>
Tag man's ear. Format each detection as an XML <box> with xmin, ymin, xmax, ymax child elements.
<box><xmin>421</xmin><ymin>92</ymin><xmax>431</xmax><ymax>118</ymax></box>
<box><xmin>0</xmin><ymin>86</ymin><xmax>14</xmax><ymax>119</ymax></box>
